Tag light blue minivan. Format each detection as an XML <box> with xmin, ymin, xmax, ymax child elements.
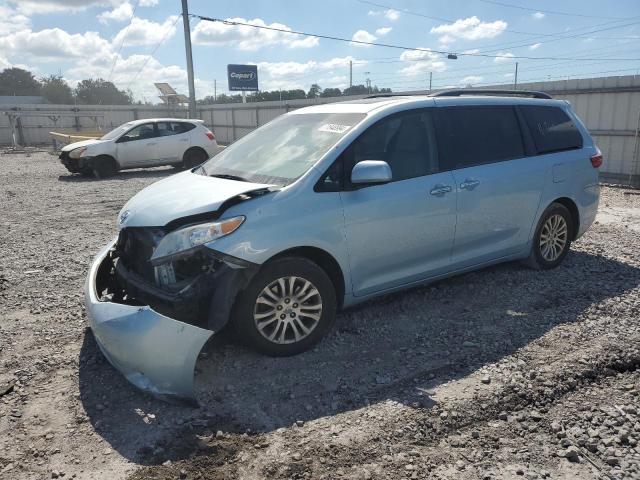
<box><xmin>86</xmin><ymin>90</ymin><xmax>601</xmax><ymax>402</ymax></box>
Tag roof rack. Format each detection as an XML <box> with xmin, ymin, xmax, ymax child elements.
<box><xmin>430</xmin><ymin>89</ymin><xmax>552</xmax><ymax>99</ymax></box>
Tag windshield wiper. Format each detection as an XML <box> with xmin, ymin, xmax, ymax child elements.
<box><xmin>209</xmin><ymin>173</ymin><xmax>249</xmax><ymax>182</ymax></box>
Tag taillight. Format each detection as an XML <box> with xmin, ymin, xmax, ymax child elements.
<box><xmin>205</xmin><ymin>130</ymin><xmax>215</xmax><ymax>141</ymax></box>
<box><xmin>590</xmin><ymin>148</ymin><xmax>603</xmax><ymax>168</ymax></box>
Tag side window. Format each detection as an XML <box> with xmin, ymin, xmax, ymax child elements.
<box><xmin>120</xmin><ymin>123</ymin><xmax>155</xmax><ymax>142</ymax></box>
<box><xmin>520</xmin><ymin>105</ymin><xmax>583</xmax><ymax>154</ymax></box>
<box><xmin>435</xmin><ymin>106</ymin><xmax>525</xmax><ymax>170</ymax></box>
<box><xmin>178</xmin><ymin>122</ymin><xmax>196</xmax><ymax>133</ymax></box>
<box><xmin>157</xmin><ymin>122</ymin><xmax>179</xmax><ymax>137</ymax></box>
<box><xmin>343</xmin><ymin>109</ymin><xmax>438</xmax><ymax>184</ymax></box>
<box><xmin>315</xmin><ymin>158</ymin><xmax>343</xmax><ymax>192</ymax></box>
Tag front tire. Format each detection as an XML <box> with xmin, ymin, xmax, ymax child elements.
<box><xmin>91</xmin><ymin>156</ymin><xmax>117</xmax><ymax>179</ymax></box>
<box><xmin>525</xmin><ymin>202</ymin><xmax>573</xmax><ymax>270</ymax></box>
<box><xmin>233</xmin><ymin>257</ymin><xmax>337</xmax><ymax>357</ymax></box>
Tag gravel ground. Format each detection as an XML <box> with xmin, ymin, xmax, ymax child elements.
<box><xmin>1</xmin><ymin>151</ymin><xmax>639</xmax><ymax>480</ymax></box>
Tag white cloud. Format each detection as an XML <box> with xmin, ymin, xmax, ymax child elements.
<box><xmin>399</xmin><ymin>60</ymin><xmax>446</xmax><ymax>77</ymax></box>
<box><xmin>0</xmin><ymin>28</ymin><xmax>114</xmax><ymax>62</ymax></box>
<box><xmin>0</xmin><ymin>5</ymin><xmax>30</xmax><ymax>36</ymax></box>
<box><xmin>98</xmin><ymin>2</ymin><xmax>133</xmax><ymax>24</ymax></box>
<box><xmin>431</xmin><ymin>16</ymin><xmax>507</xmax><ymax>43</ymax></box>
<box><xmin>399</xmin><ymin>48</ymin><xmax>440</xmax><ymax>62</ymax></box>
<box><xmin>460</xmin><ymin>75</ymin><xmax>483</xmax><ymax>85</ymax></box>
<box><xmin>494</xmin><ymin>51</ymin><xmax>515</xmax><ymax>63</ymax></box>
<box><xmin>397</xmin><ymin>48</ymin><xmax>447</xmax><ymax>77</ymax></box>
<box><xmin>139</xmin><ymin>0</ymin><xmax>158</xmax><ymax>5</ymax></box>
<box><xmin>367</xmin><ymin>9</ymin><xmax>400</xmax><ymax>21</ymax></box>
<box><xmin>8</xmin><ymin>0</ymin><xmax>120</xmax><ymax>14</ymax></box>
<box><xmin>254</xmin><ymin>57</ymin><xmax>366</xmax><ymax>91</ymax></box>
<box><xmin>191</xmin><ymin>17</ymin><xmax>319</xmax><ymax>51</ymax></box>
<box><xmin>504</xmin><ymin>72</ymin><xmax>514</xmax><ymax>78</ymax></box>
<box><xmin>257</xmin><ymin>61</ymin><xmax>317</xmax><ymax>78</ymax></box>
<box><xmin>532</xmin><ymin>12</ymin><xmax>545</xmax><ymax>20</ymax></box>
<box><xmin>375</xmin><ymin>27</ymin><xmax>392</xmax><ymax>36</ymax></box>
<box><xmin>462</xmin><ymin>48</ymin><xmax>480</xmax><ymax>55</ymax></box>
<box><xmin>529</xmin><ymin>42</ymin><xmax>541</xmax><ymax>50</ymax></box>
<box><xmin>351</xmin><ymin>29</ymin><xmax>377</xmax><ymax>46</ymax></box>
<box><xmin>113</xmin><ymin>16</ymin><xmax>179</xmax><ymax>47</ymax></box>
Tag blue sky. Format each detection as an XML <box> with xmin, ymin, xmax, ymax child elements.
<box><xmin>1</xmin><ymin>0</ymin><xmax>639</xmax><ymax>102</ymax></box>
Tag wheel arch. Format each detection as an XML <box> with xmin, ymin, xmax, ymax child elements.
<box><xmin>92</xmin><ymin>154</ymin><xmax>119</xmax><ymax>168</ymax></box>
<box><xmin>267</xmin><ymin>246</ymin><xmax>346</xmax><ymax>309</ymax></box>
<box><xmin>551</xmin><ymin>197</ymin><xmax>580</xmax><ymax>240</ymax></box>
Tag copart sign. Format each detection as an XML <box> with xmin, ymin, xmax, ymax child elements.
<box><xmin>227</xmin><ymin>64</ymin><xmax>259</xmax><ymax>91</ymax></box>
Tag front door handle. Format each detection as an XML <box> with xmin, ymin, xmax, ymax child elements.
<box><xmin>429</xmin><ymin>184</ymin><xmax>452</xmax><ymax>196</ymax></box>
<box><xmin>146</xmin><ymin>142</ymin><xmax>157</xmax><ymax>146</ymax></box>
<box><xmin>460</xmin><ymin>179</ymin><xmax>480</xmax><ymax>190</ymax></box>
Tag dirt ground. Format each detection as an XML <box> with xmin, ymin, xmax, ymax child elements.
<box><xmin>0</xmin><ymin>151</ymin><xmax>639</xmax><ymax>480</ymax></box>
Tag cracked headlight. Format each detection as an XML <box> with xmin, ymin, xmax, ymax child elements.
<box><xmin>151</xmin><ymin>216</ymin><xmax>245</xmax><ymax>263</ymax></box>
<box><xmin>69</xmin><ymin>147</ymin><xmax>87</xmax><ymax>159</ymax></box>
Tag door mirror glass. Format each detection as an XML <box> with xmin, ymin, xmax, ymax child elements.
<box><xmin>351</xmin><ymin>160</ymin><xmax>392</xmax><ymax>185</ymax></box>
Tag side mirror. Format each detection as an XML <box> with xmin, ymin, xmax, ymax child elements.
<box><xmin>351</xmin><ymin>160</ymin><xmax>392</xmax><ymax>185</ymax></box>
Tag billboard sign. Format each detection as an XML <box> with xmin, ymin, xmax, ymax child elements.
<box><xmin>227</xmin><ymin>64</ymin><xmax>258</xmax><ymax>91</ymax></box>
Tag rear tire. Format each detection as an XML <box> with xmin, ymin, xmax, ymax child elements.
<box><xmin>525</xmin><ymin>202</ymin><xmax>573</xmax><ymax>270</ymax></box>
<box><xmin>91</xmin><ymin>156</ymin><xmax>117</xmax><ymax>179</ymax></box>
<box><xmin>182</xmin><ymin>148</ymin><xmax>208</xmax><ymax>169</ymax></box>
<box><xmin>232</xmin><ymin>257</ymin><xmax>337</xmax><ymax>357</ymax></box>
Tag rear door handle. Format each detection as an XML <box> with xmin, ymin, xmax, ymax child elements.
<box><xmin>180</xmin><ymin>138</ymin><xmax>188</xmax><ymax>142</ymax></box>
<box><xmin>460</xmin><ymin>179</ymin><xmax>480</xmax><ymax>190</ymax></box>
<box><xmin>146</xmin><ymin>142</ymin><xmax>157</xmax><ymax>146</ymax></box>
<box><xmin>429</xmin><ymin>184</ymin><xmax>452</xmax><ymax>196</ymax></box>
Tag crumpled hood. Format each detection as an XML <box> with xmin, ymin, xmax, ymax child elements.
<box><xmin>61</xmin><ymin>138</ymin><xmax>104</xmax><ymax>152</ymax></box>
<box><xmin>118</xmin><ymin>170</ymin><xmax>272</xmax><ymax>228</ymax></box>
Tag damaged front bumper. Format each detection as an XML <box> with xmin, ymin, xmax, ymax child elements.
<box><xmin>84</xmin><ymin>240</ymin><xmax>217</xmax><ymax>405</ymax></box>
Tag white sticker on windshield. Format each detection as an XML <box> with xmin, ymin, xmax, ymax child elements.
<box><xmin>318</xmin><ymin>123</ymin><xmax>351</xmax><ymax>133</ymax></box>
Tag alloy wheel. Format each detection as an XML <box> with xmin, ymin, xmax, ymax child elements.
<box><xmin>539</xmin><ymin>214</ymin><xmax>568</xmax><ymax>262</ymax></box>
<box><xmin>253</xmin><ymin>276</ymin><xmax>323</xmax><ymax>344</ymax></box>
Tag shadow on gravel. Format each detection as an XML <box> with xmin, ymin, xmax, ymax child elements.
<box><xmin>78</xmin><ymin>249</ymin><xmax>640</xmax><ymax>465</ymax></box>
<box><xmin>58</xmin><ymin>167</ymin><xmax>176</xmax><ymax>182</ymax></box>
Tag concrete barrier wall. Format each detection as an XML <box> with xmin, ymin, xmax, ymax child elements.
<box><xmin>2</xmin><ymin>75</ymin><xmax>639</xmax><ymax>185</ymax></box>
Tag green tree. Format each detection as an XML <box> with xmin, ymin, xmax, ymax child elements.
<box><xmin>40</xmin><ymin>74</ymin><xmax>74</xmax><ymax>104</ymax></box>
<box><xmin>320</xmin><ymin>88</ymin><xmax>342</xmax><ymax>98</ymax></box>
<box><xmin>75</xmin><ymin>78</ymin><xmax>132</xmax><ymax>105</ymax></box>
<box><xmin>0</xmin><ymin>67</ymin><xmax>41</xmax><ymax>96</ymax></box>
<box><xmin>307</xmin><ymin>83</ymin><xmax>322</xmax><ymax>99</ymax></box>
<box><xmin>343</xmin><ymin>84</ymin><xmax>369</xmax><ymax>96</ymax></box>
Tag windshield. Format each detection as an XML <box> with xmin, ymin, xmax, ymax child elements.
<box><xmin>201</xmin><ymin>112</ymin><xmax>365</xmax><ymax>186</ymax></box>
<box><xmin>101</xmin><ymin>123</ymin><xmax>134</xmax><ymax>141</ymax></box>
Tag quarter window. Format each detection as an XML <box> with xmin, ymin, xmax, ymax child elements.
<box><xmin>343</xmin><ymin>109</ymin><xmax>439</xmax><ymax>184</ymax></box>
<box><xmin>520</xmin><ymin>105</ymin><xmax>583</xmax><ymax>154</ymax></box>
<box><xmin>434</xmin><ymin>106</ymin><xmax>525</xmax><ymax>170</ymax></box>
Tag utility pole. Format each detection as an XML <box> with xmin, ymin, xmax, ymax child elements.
<box><xmin>349</xmin><ymin>60</ymin><xmax>353</xmax><ymax>88</ymax></box>
<box><xmin>429</xmin><ymin>72</ymin><xmax>432</xmax><ymax>92</ymax></box>
<box><xmin>181</xmin><ymin>0</ymin><xmax>196</xmax><ymax>118</ymax></box>
<box><xmin>214</xmin><ymin>79</ymin><xmax>217</xmax><ymax>101</ymax></box>
<box><xmin>514</xmin><ymin>62</ymin><xmax>519</xmax><ymax>89</ymax></box>
<box><xmin>364</xmin><ymin>72</ymin><xmax>371</xmax><ymax>94</ymax></box>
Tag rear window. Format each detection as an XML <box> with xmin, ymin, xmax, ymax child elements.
<box><xmin>520</xmin><ymin>105</ymin><xmax>583</xmax><ymax>154</ymax></box>
<box><xmin>434</xmin><ymin>106</ymin><xmax>525</xmax><ymax>169</ymax></box>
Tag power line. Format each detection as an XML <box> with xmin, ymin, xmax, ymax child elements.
<box><xmin>189</xmin><ymin>14</ymin><xmax>640</xmax><ymax>62</ymax></box>
<box><xmin>476</xmin><ymin>0</ymin><xmax>627</xmax><ymax>20</ymax></box>
<box><xmin>108</xmin><ymin>0</ymin><xmax>140</xmax><ymax>83</ymax></box>
<box><xmin>358</xmin><ymin>0</ymin><xmax>628</xmax><ymax>37</ymax></box>
<box><xmin>358</xmin><ymin>0</ymin><xmax>640</xmax><ymax>56</ymax></box>
<box><xmin>123</xmin><ymin>13</ymin><xmax>182</xmax><ymax>93</ymax></box>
